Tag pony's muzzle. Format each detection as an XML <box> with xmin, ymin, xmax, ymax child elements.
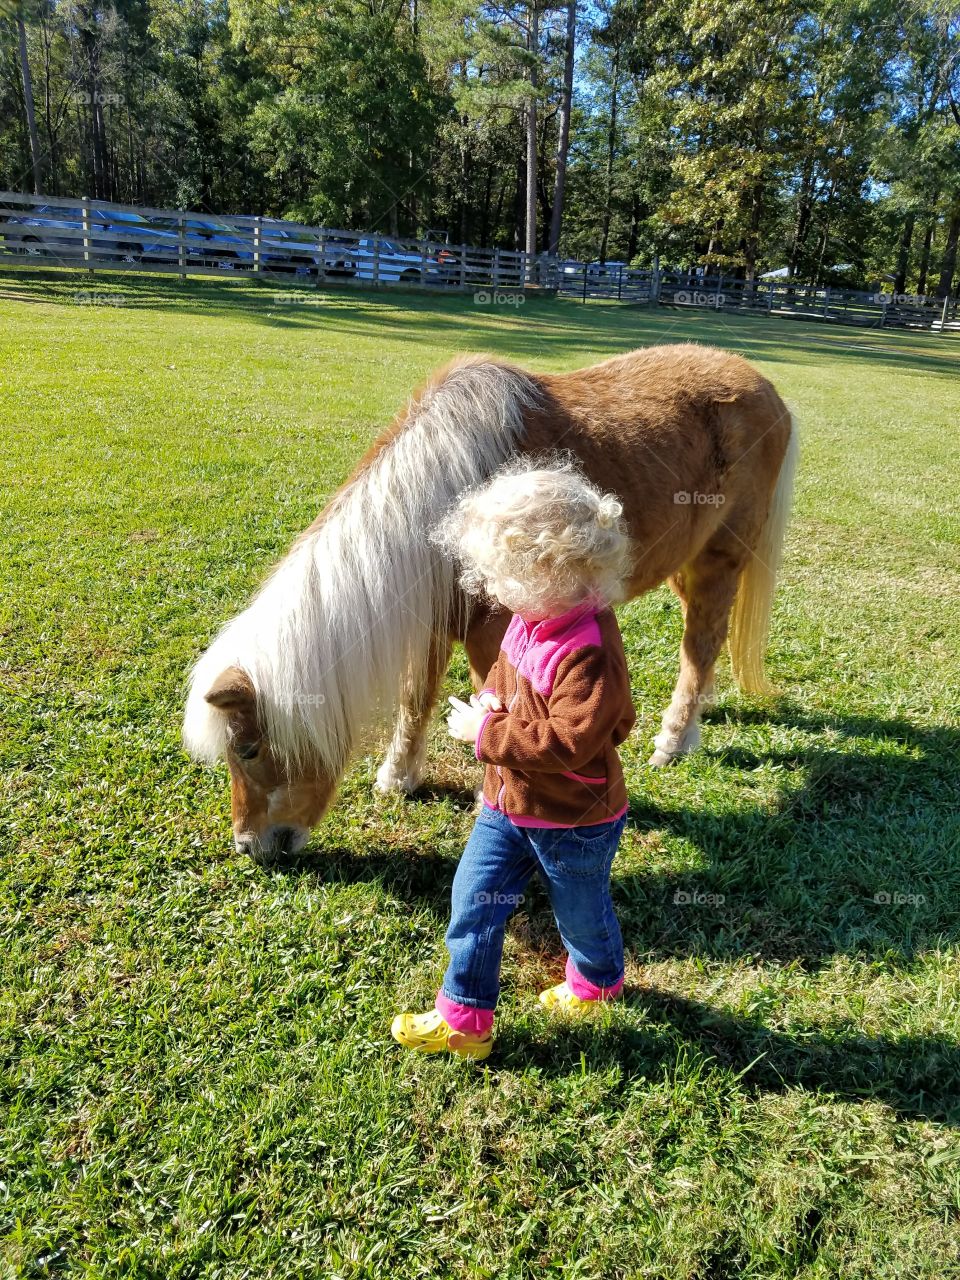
<box><xmin>235</xmin><ymin>825</ymin><xmax>308</xmax><ymax>864</ymax></box>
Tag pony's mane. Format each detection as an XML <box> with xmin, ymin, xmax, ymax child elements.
<box><xmin>183</xmin><ymin>356</ymin><xmax>542</xmax><ymax>773</ymax></box>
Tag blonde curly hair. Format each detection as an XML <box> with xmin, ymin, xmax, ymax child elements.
<box><xmin>433</xmin><ymin>458</ymin><xmax>633</xmax><ymax>617</ymax></box>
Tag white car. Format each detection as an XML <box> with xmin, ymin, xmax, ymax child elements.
<box><xmin>335</xmin><ymin>237</ymin><xmax>431</xmax><ymax>284</ymax></box>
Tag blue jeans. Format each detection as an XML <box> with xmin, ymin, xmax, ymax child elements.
<box><xmin>441</xmin><ymin>805</ymin><xmax>627</xmax><ymax>1010</ymax></box>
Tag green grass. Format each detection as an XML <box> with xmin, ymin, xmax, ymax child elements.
<box><xmin>3</xmin><ymin>268</ymin><xmax>960</xmax><ymax>1279</ymax></box>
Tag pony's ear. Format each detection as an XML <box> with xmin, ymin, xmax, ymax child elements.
<box><xmin>204</xmin><ymin>666</ymin><xmax>256</xmax><ymax>712</ymax></box>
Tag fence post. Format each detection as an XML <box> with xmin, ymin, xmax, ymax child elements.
<box><xmin>252</xmin><ymin>216</ymin><xmax>262</xmax><ymax>274</ymax></box>
<box><xmin>177</xmin><ymin>214</ymin><xmax>186</xmax><ymax>282</ymax></box>
<box><xmin>459</xmin><ymin>246</ymin><xmax>467</xmax><ymax>292</ymax></box>
<box><xmin>582</xmin><ymin>263</ymin><xmax>588</xmax><ymax>303</ymax></box>
<box><xmin>493</xmin><ymin>247</ymin><xmax>501</xmax><ymax>290</ymax></box>
<box><xmin>651</xmin><ymin>254</ymin><xmax>661</xmax><ymax>305</ymax></box>
<box><xmin>82</xmin><ymin>196</ymin><xmax>92</xmax><ymax>273</ymax></box>
<box><xmin>823</xmin><ymin>286</ymin><xmax>830</xmax><ymax>319</ymax></box>
<box><xmin>940</xmin><ymin>295</ymin><xmax>950</xmax><ymax>336</ymax></box>
<box><xmin>373</xmin><ymin>236</ymin><xmax>381</xmax><ymax>287</ymax></box>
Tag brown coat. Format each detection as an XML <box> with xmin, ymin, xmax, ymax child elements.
<box><xmin>475</xmin><ymin>602</ymin><xmax>636</xmax><ymax>827</ymax></box>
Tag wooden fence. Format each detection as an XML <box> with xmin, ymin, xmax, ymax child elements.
<box><xmin>0</xmin><ymin>191</ymin><xmax>549</xmax><ymax>293</ymax></box>
<box><xmin>557</xmin><ymin>263</ymin><xmax>959</xmax><ymax>333</ymax></box>
<box><xmin>2</xmin><ymin>191</ymin><xmax>957</xmax><ymax>334</ymax></box>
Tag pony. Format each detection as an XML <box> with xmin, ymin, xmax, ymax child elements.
<box><xmin>184</xmin><ymin>344</ymin><xmax>798</xmax><ymax>862</ymax></box>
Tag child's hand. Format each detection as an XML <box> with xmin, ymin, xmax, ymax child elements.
<box><xmin>476</xmin><ymin>691</ymin><xmax>503</xmax><ymax>712</ymax></box>
<box><xmin>447</xmin><ymin>694</ymin><xmax>494</xmax><ymax>743</ymax></box>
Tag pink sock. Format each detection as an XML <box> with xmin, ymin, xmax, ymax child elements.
<box><xmin>565</xmin><ymin>956</ymin><xmax>624</xmax><ymax>1002</ymax></box>
<box><xmin>435</xmin><ymin>990</ymin><xmax>495</xmax><ymax>1035</ymax></box>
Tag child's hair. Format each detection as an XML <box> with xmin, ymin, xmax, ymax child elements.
<box><xmin>433</xmin><ymin>457</ymin><xmax>633</xmax><ymax>615</ymax></box>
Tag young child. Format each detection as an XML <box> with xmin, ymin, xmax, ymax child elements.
<box><xmin>391</xmin><ymin>460</ymin><xmax>637</xmax><ymax>1060</ymax></box>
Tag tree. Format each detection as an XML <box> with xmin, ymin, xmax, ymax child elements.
<box><xmin>547</xmin><ymin>0</ymin><xmax>574</xmax><ymax>252</ymax></box>
<box><xmin>15</xmin><ymin>4</ymin><xmax>44</xmax><ymax>193</ymax></box>
<box><xmin>524</xmin><ymin>0</ymin><xmax>537</xmax><ymax>260</ymax></box>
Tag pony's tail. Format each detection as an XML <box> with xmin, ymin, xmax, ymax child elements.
<box><xmin>728</xmin><ymin>412</ymin><xmax>799</xmax><ymax>695</ymax></box>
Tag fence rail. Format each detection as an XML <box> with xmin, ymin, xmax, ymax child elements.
<box><xmin>0</xmin><ymin>191</ymin><xmax>550</xmax><ymax>293</ymax></box>
<box><xmin>2</xmin><ymin>191</ymin><xmax>957</xmax><ymax>333</ymax></box>
<box><xmin>557</xmin><ymin>263</ymin><xmax>959</xmax><ymax>332</ymax></box>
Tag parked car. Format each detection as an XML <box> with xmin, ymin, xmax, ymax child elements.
<box><xmin>258</xmin><ymin>223</ymin><xmax>319</xmax><ymax>275</ymax></box>
<box><xmin>2</xmin><ymin>204</ymin><xmax>144</xmax><ymax>258</ymax></box>
<box><xmin>323</xmin><ymin>237</ymin><xmax>431</xmax><ymax>284</ymax></box>
<box><xmin>149</xmin><ymin>216</ymin><xmax>254</xmax><ymax>269</ymax></box>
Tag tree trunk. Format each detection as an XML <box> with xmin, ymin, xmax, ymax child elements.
<box><xmin>893</xmin><ymin>213</ymin><xmax>915</xmax><ymax>295</ymax></box>
<box><xmin>16</xmin><ymin>9</ymin><xmax>45</xmax><ymax>194</ymax></box>
<box><xmin>597</xmin><ymin>42</ymin><xmax>620</xmax><ymax>265</ymax></box>
<box><xmin>788</xmin><ymin>156</ymin><xmax>815</xmax><ymax>278</ymax></box>
<box><xmin>458</xmin><ymin>59</ymin><xmax>469</xmax><ymax>244</ymax></box>
<box><xmin>917</xmin><ymin>222</ymin><xmax>934</xmax><ymax>296</ymax></box>
<box><xmin>935</xmin><ymin>204</ymin><xmax>960</xmax><ymax>298</ymax></box>
<box><xmin>626</xmin><ymin>188</ymin><xmax>640</xmax><ymax>261</ymax></box>
<box><xmin>547</xmin><ymin>0</ymin><xmax>575</xmax><ymax>255</ymax></box>
<box><xmin>480</xmin><ymin>164</ymin><xmax>493</xmax><ymax>246</ymax></box>
<box><xmin>524</xmin><ymin>2</ymin><xmax>539</xmax><ymax>267</ymax></box>
<box><xmin>744</xmin><ymin>180</ymin><xmax>763</xmax><ymax>284</ymax></box>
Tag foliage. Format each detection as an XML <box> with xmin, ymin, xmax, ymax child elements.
<box><xmin>3</xmin><ymin>0</ymin><xmax>959</xmax><ymax>286</ymax></box>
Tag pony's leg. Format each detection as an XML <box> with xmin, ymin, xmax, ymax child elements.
<box><xmin>463</xmin><ymin>608</ymin><xmax>510</xmax><ymax>806</ymax></box>
<box><xmin>464</xmin><ymin>608</ymin><xmax>510</xmax><ymax>692</ymax></box>
<box><xmin>649</xmin><ymin>548</ymin><xmax>744</xmax><ymax>767</ymax></box>
<box><xmin>375</xmin><ymin>636</ymin><xmax>452</xmax><ymax>793</ymax></box>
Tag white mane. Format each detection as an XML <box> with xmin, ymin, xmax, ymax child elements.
<box><xmin>183</xmin><ymin>357</ymin><xmax>541</xmax><ymax>773</ymax></box>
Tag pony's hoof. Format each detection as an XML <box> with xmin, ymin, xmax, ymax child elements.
<box><xmin>647</xmin><ymin>748</ymin><xmax>677</xmax><ymax>768</ymax></box>
<box><xmin>374</xmin><ymin>760</ymin><xmax>422</xmax><ymax>794</ymax></box>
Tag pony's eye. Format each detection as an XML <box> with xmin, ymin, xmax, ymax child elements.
<box><xmin>235</xmin><ymin>741</ymin><xmax>261</xmax><ymax>761</ymax></box>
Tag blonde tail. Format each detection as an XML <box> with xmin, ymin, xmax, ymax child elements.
<box><xmin>728</xmin><ymin>413</ymin><xmax>799</xmax><ymax>695</ymax></box>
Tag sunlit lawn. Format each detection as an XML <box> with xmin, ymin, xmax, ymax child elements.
<box><xmin>3</xmin><ymin>268</ymin><xmax>960</xmax><ymax>1278</ymax></box>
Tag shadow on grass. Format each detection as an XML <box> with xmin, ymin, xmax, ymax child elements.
<box><xmin>261</xmin><ymin>701</ymin><xmax>960</xmax><ymax>1121</ymax></box>
<box><xmin>496</xmin><ymin>990</ymin><xmax>960</xmax><ymax>1126</ymax></box>
<box><xmin>4</xmin><ymin>267</ymin><xmax>958</xmax><ymax>377</ymax></box>
<box><xmin>272</xmin><ymin>702</ymin><xmax>959</xmax><ymax>970</ymax></box>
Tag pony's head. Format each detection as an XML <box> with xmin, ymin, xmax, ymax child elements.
<box><xmin>190</xmin><ymin>665</ymin><xmax>338</xmax><ymax>863</ymax></box>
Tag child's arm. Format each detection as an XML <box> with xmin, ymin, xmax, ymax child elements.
<box><xmin>474</xmin><ymin>647</ymin><xmax>635</xmax><ymax>773</ymax></box>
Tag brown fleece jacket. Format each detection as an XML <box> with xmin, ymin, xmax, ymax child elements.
<box><xmin>474</xmin><ymin>602</ymin><xmax>636</xmax><ymax>828</ymax></box>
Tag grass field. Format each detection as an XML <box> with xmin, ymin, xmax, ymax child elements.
<box><xmin>3</xmin><ymin>269</ymin><xmax>960</xmax><ymax>1279</ymax></box>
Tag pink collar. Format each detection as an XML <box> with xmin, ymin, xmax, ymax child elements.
<box><xmin>517</xmin><ymin>598</ymin><xmax>600</xmax><ymax>636</ymax></box>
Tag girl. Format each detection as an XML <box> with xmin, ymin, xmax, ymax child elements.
<box><xmin>391</xmin><ymin>460</ymin><xmax>636</xmax><ymax>1060</ymax></box>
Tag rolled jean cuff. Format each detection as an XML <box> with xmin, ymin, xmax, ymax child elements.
<box><xmin>436</xmin><ymin>989</ymin><xmax>495</xmax><ymax>1035</ymax></box>
<box><xmin>565</xmin><ymin>956</ymin><xmax>624</xmax><ymax>1002</ymax></box>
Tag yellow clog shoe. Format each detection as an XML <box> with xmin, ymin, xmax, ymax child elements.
<box><xmin>538</xmin><ymin>981</ymin><xmax>606</xmax><ymax>1013</ymax></box>
<box><xmin>391</xmin><ymin>1008</ymin><xmax>493</xmax><ymax>1060</ymax></box>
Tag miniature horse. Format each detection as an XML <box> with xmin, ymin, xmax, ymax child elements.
<box><xmin>184</xmin><ymin>344</ymin><xmax>797</xmax><ymax>862</ymax></box>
